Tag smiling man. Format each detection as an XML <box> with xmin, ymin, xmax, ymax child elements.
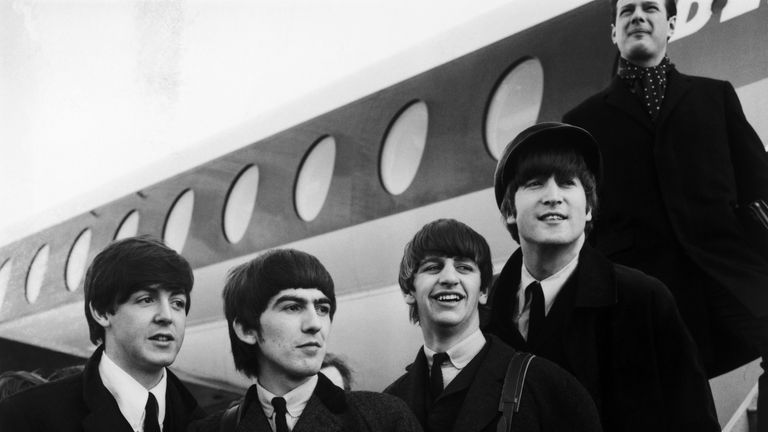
<box><xmin>189</xmin><ymin>248</ymin><xmax>421</xmax><ymax>432</ymax></box>
<box><xmin>386</xmin><ymin>218</ymin><xmax>602</xmax><ymax>432</ymax></box>
<box><xmin>563</xmin><ymin>1</ymin><xmax>768</xmax><ymax>430</ymax></box>
<box><xmin>485</xmin><ymin>122</ymin><xmax>719</xmax><ymax>432</ymax></box>
<box><xmin>0</xmin><ymin>236</ymin><xmax>204</xmax><ymax>432</ymax></box>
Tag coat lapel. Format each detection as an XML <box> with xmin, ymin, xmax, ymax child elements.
<box><xmin>561</xmin><ymin>246</ymin><xmax>617</xmax><ymax>407</ymax></box>
<box><xmin>450</xmin><ymin>338</ymin><xmax>509</xmax><ymax>432</ymax></box>
<box><xmin>605</xmin><ymin>76</ymin><xmax>654</xmax><ymax>132</ymax></box>
<box><xmin>294</xmin><ymin>374</ymin><xmax>348</xmax><ymax>432</ymax></box>
<box><xmin>655</xmin><ymin>69</ymin><xmax>692</xmax><ymax>129</ymax></box>
<box><xmin>81</xmin><ymin>347</ymin><xmax>135</xmax><ymax>432</ymax></box>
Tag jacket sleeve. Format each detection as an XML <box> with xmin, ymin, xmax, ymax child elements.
<box><xmin>722</xmin><ymin>80</ymin><xmax>768</xmax><ymax>203</ymax></box>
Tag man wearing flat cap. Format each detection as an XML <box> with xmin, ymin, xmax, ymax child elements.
<box><xmin>484</xmin><ymin>122</ymin><xmax>719</xmax><ymax>432</ymax></box>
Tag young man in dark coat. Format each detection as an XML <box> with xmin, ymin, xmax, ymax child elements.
<box><xmin>385</xmin><ymin>218</ymin><xmax>602</xmax><ymax>432</ymax></box>
<box><xmin>188</xmin><ymin>248</ymin><xmax>421</xmax><ymax>432</ymax></box>
<box><xmin>485</xmin><ymin>122</ymin><xmax>720</xmax><ymax>432</ymax></box>
<box><xmin>0</xmin><ymin>236</ymin><xmax>205</xmax><ymax>432</ymax></box>
<box><xmin>563</xmin><ymin>1</ymin><xmax>768</xmax><ymax>429</ymax></box>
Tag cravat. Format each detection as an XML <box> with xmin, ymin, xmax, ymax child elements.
<box><xmin>272</xmin><ymin>397</ymin><xmax>290</xmax><ymax>432</ymax></box>
<box><xmin>526</xmin><ymin>281</ymin><xmax>545</xmax><ymax>347</ymax></box>
<box><xmin>430</xmin><ymin>352</ymin><xmax>450</xmax><ymax>399</ymax></box>
<box><xmin>143</xmin><ymin>393</ymin><xmax>161</xmax><ymax>432</ymax></box>
<box><xmin>617</xmin><ymin>56</ymin><xmax>673</xmax><ymax>120</ymax></box>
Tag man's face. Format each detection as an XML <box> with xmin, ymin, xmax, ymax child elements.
<box><xmin>252</xmin><ymin>289</ymin><xmax>332</xmax><ymax>390</ymax></box>
<box><xmin>405</xmin><ymin>256</ymin><xmax>486</xmax><ymax>337</ymax></box>
<box><xmin>95</xmin><ymin>286</ymin><xmax>187</xmax><ymax>379</ymax></box>
<box><xmin>509</xmin><ymin>175</ymin><xmax>592</xmax><ymax>249</ymax></box>
<box><xmin>612</xmin><ymin>0</ymin><xmax>676</xmax><ymax>67</ymax></box>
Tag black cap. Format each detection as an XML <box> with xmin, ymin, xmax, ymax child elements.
<box><xmin>493</xmin><ymin>122</ymin><xmax>602</xmax><ymax>208</ymax></box>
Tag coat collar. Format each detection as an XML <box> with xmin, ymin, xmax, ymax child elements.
<box><xmin>81</xmin><ymin>346</ymin><xmax>135</xmax><ymax>432</ymax></box>
<box><xmin>238</xmin><ymin>374</ymin><xmax>349</xmax><ymax>432</ymax></box>
<box><xmin>604</xmin><ymin>69</ymin><xmax>692</xmax><ymax>132</ymax></box>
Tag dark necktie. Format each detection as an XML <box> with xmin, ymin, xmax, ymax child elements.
<box><xmin>526</xmin><ymin>281</ymin><xmax>545</xmax><ymax>347</ymax></box>
<box><xmin>143</xmin><ymin>393</ymin><xmax>161</xmax><ymax>432</ymax></box>
<box><xmin>430</xmin><ymin>352</ymin><xmax>449</xmax><ymax>399</ymax></box>
<box><xmin>272</xmin><ymin>397</ymin><xmax>290</xmax><ymax>432</ymax></box>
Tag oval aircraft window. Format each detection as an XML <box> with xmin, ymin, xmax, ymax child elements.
<box><xmin>115</xmin><ymin>210</ymin><xmax>140</xmax><ymax>240</ymax></box>
<box><xmin>66</xmin><ymin>228</ymin><xmax>92</xmax><ymax>291</ymax></box>
<box><xmin>295</xmin><ymin>136</ymin><xmax>336</xmax><ymax>222</ymax></box>
<box><xmin>223</xmin><ymin>164</ymin><xmax>260</xmax><ymax>244</ymax></box>
<box><xmin>164</xmin><ymin>189</ymin><xmax>194</xmax><ymax>253</ymax></box>
<box><xmin>485</xmin><ymin>58</ymin><xmax>544</xmax><ymax>160</ymax></box>
<box><xmin>380</xmin><ymin>100</ymin><xmax>429</xmax><ymax>195</ymax></box>
<box><xmin>26</xmin><ymin>244</ymin><xmax>50</xmax><ymax>304</ymax></box>
<box><xmin>0</xmin><ymin>259</ymin><xmax>12</xmax><ymax>311</ymax></box>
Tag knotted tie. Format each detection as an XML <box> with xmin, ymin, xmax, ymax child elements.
<box><xmin>430</xmin><ymin>352</ymin><xmax>450</xmax><ymax>399</ymax></box>
<box><xmin>272</xmin><ymin>397</ymin><xmax>290</xmax><ymax>432</ymax></box>
<box><xmin>143</xmin><ymin>393</ymin><xmax>161</xmax><ymax>432</ymax></box>
<box><xmin>525</xmin><ymin>281</ymin><xmax>545</xmax><ymax>347</ymax></box>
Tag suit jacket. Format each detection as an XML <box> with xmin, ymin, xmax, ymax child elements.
<box><xmin>0</xmin><ymin>345</ymin><xmax>205</xmax><ymax>432</ymax></box>
<box><xmin>563</xmin><ymin>71</ymin><xmax>768</xmax><ymax>373</ymax></box>
<box><xmin>384</xmin><ymin>334</ymin><xmax>602</xmax><ymax>432</ymax></box>
<box><xmin>486</xmin><ymin>245</ymin><xmax>719</xmax><ymax>432</ymax></box>
<box><xmin>188</xmin><ymin>373</ymin><xmax>422</xmax><ymax>432</ymax></box>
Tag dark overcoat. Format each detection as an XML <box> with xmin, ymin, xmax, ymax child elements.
<box><xmin>188</xmin><ymin>373</ymin><xmax>422</xmax><ymax>432</ymax></box>
<box><xmin>486</xmin><ymin>245</ymin><xmax>719</xmax><ymax>432</ymax></box>
<box><xmin>563</xmin><ymin>70</ymin><xmax>768</xmax><ymax>374</ymax></box>
<box><xmin>384</xmin><ymin>334</ymin><xmax>602</xmax><ymax>432</ymax></box>
<box><xmin>0</xmin><ymin>346</ymin><xmax>205</xmax><ymax>432</ymax></box>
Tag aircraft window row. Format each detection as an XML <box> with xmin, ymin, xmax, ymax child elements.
<box><xmin>1</xmin><ymin>56</ymin><xmax>545</xmax><ymax>309</ymax></box>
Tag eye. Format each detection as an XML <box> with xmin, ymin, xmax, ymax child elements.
<box><xmin>284</xmin><ymin>303</ymin><xmax>303</xmax><ymax>312</ymax></box>
<box><xmin>524</xmin><ymin>179</ymin><xmax>543</xmax><ymax>188</ymax></box>
<box><xmin>171</xmin><ymin>298</ymin><xmax>187</xmax><ymax>309</ymax></box>
<box><xmin>137</xmin><ymin>296</ymin><xmax>153</xmax><ymax>304</ymax></box>
<box><xmin>316</xmin><ymin>304</ymin><xmax>331</xmax><ymax>316</ymax></box>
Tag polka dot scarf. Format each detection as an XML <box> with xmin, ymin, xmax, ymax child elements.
<box><xmin>617</xmin><ymin>56</ymin><xmax>674</xmax><ymax>121</ymax></box>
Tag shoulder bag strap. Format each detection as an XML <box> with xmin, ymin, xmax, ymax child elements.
<box><xmin>496</xmin><ymin>352</ymin><xmax>536</xmax><ymax>432</ymax></box>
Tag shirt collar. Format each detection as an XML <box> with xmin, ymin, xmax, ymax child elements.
<box><xmin>99</xmin><ymin>351</ymin><xmax>167</xmax><ymax>431</ymax></box>
<box><xmin>423</xmin><ymin>328</ymin><xmax>486</xmax><ymax>369</ymax></box>
<box><xmin>256</xmin><ymin>375</ymin><xmax>318</xmax><ymax>420</ymax></box>
<box><xmin>520</xmin><ymin>252</ymin><xmax>579</xmax><ymax>315</ymax></box>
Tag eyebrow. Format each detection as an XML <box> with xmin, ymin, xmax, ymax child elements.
<box><xmin>273</xmin><ymin>294</ymin><xmax>331</xmax><ymax>306</ymax></box>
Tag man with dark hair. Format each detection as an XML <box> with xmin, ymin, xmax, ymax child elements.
<box><xmin>0</xmin><ymin>235</ymin><xmax>204</xmax><ymax>431</ymax></box>
<box><xmin>564</xmin><ymin>0</ymin><xmax>768</xmax><ymax>430</ymax></box>
<box><xmin>189</xmin><ymin>248</ymin><xmax>421</xmax><ymax>432</ymax></box>
<box><xmin>486</xmin><ymin>122</ymin><xmax>719</xmax><ymax>432</ymax></box>
<box><xmin>386</xmin><ymin>218</ymin><xmax>602</xmax><ymax>432</ymax></box>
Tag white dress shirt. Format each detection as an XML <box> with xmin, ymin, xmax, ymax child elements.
<box><xmin>256</xmin><ymin>375</ymin><xmax>317</xmax><ymax>432</ymax></box>
<box><xmin>99</xmin><ymin>351</ymin><xmax>167</xmax><ymax>432</ymax></box>
<box><xmin>423</xmin><ymin>329</ymin><xmax>486</xmax><ymax>390</ymax></box>
<box><xmin>515</xmin><ymin>254</ymin><xmax>579</xmax><ymax>340</ymax></box>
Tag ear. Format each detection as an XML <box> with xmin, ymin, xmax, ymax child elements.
<box><xmin>505</xmin><ymin>214</ymin><xmax>517</xmax><ymax>226</ymax></box>
<box><xmin>233</xmin><ymin>320</ymin><xmax>259</xmax><ymax>345</ymax></box>
<box><xmin>611</xmin><ymin>24</ymin><xmax>617</xmax><ymax>45</ymax></box>
<box><xmin>666</xmin><ymin>15</ymin><xmax>676</xmax><ymax>39</ymax></box>
<box><xmin>89</xmin><ymin>302</ymin><xmax>111</xmax><ymax>329</ymax></box>
<box><xmin>403</xmin><ymin>290</ymin><xmax>416</xmax><ymax>306</ymax></box>
<box><xmin>478</xmin><ymin>289</ymin><xmax>489</xmax><ymax>306</ymax></box>
<box><xmin>586</xmin><ymin>207</ymin><xmax>593</xmax><ymax>222</ymax></box>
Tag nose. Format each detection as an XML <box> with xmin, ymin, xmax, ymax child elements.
<box><xmin>302</xmin><ymin>309</ymin><xmax>322</xmax><ymax>334</ymax></box>
<box><xmin>540</xmin><ymin>178</ymin><xmax>564</xmax><ymax>206</ymax></box>
<box><xmin>154</xmin><ymin>298</ymin><xmax>173</xmax><ymax>324</ymax></box>
<box><xmin>438</xmin><ymin>264</ymin><xmax>460</xmax><ymax>287</ymax></box>
<box><xmin>630</xmin><ymin>8</ymin><xmax>646</xmax><ymax>23</ymax></box>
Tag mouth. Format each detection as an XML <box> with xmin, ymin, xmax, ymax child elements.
<box><xmin>431</xmin><ymin>292</ymin><xmax>466</xmax><ymax>303</ymax></box>
<box><xmin>538</xmin><ymin>212</ymin><xmax>567</xmax><ymax>221</ymax></box>
<box><xmin>297</xmin><ymin>341</ymin><xmax>322</xmax><ymax>349</ymax></box>
<box><xmin>148</xmin><ymin>333</ymin><xmax>175</xmax><ymax>343</ymax></box>
<box><xmin>628</xmin><ymin>28</ymin><xmax>650</xmax><ymax>37</ymax></box>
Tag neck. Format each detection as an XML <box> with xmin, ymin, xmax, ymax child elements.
<box><xmin>258</xmin><ymin>372</ymin><xmax>314</xmax><ymax>397</ymax></box>
<box><xmin>623</xmin><ymin>52</ymin><xmax>666</xmax><ymax>68</ymax></box>
<box><xmin>421</xmin><ymin>316</ymin><xmax>479</xmax><ymax>353</ymax></box>
<box><xmin>103</xmin><ymin>345</ymin><xmax>164</xmax><ymax>390</ymax></box>
<box><xmin>520</xmin><ymin>234</ymin><xmax>584</xmax><ymax>280</ymax></box>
